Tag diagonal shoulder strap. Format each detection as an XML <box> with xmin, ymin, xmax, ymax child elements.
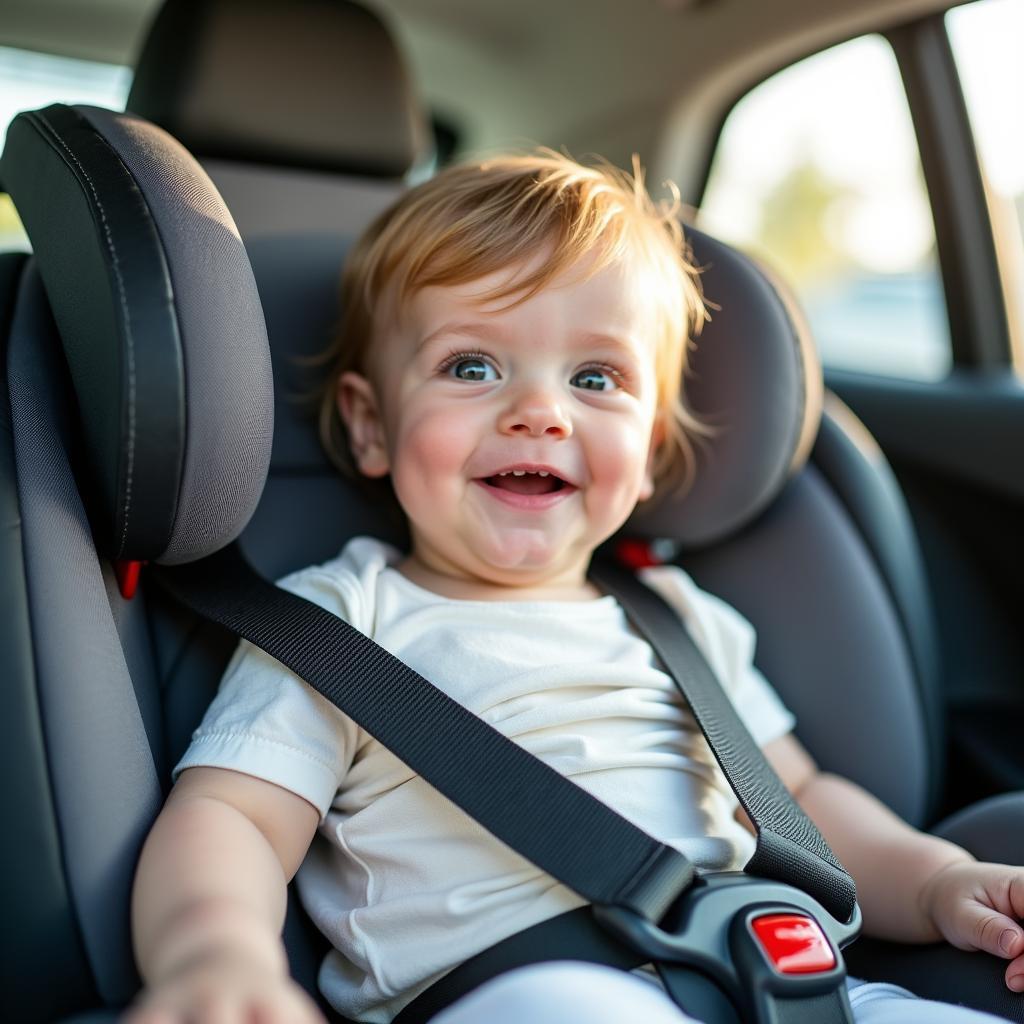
<box><xmin>154</xmin><ymin>544</ymin><xmax>694</xmax><ymax>922</ymax></box>
<box><xmin>589</xmin><ymin>558</ymin><xmax>856</xmax><ymax>923</ymax></box>
<box><xmin>156</xmin><ymin>542</ymin><xmax>856</xmax><ymax>925</ymax></box>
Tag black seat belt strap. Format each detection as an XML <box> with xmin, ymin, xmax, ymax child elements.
<box><xmin>589</xmin><ymin>559</ymin><xmax>856</xmax><ymax>923</ymax></box>
<box><xmin>156</xmin><ymin>544</ymin><xmax>856</xmax><ymax>924</ymax></box>
<box><xmin>154</xmin><ymin>544</ymin><xmax>694</xmax><ymax>921</ymax></box>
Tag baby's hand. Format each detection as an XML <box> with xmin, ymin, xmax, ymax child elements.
<box><xmin>122</xmin><ymin>948</ymin><xmax>326</xmax><ymax>1024</ymax></box>
<box><xmin>920</xmin><ymin>860</ymin><xmax>1024</xmax><ymax>992</ymax></box>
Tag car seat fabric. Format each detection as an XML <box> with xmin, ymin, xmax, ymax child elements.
<box><xmin>0</xmin><ymin>103</ymin><xmax>274</xmax><ymax>565</ymax></box>
<box><xmin>681</xmin><ymin>463</ymin><xmax>930</xmax><ymax>823</ymax></box>
<box><xmin>126</xmin><ymin>0</ymin><xmax>428</xmax><ymax>242</ymax></box>
<box><xmin>812</xmin><ymin>395</ymin><xmax>945</xmax><ymax>814</ymax></box>
<box><xmin>629</xmin><ymin>240</ymin><xmax>823</xmax><ymax>546</ymax></box>
<box><xmin>0</xmin><ymin>99</ymin><xmax>276</xmax><ymax>1018</ymax></box>
<box><xmin>6</xmin><ymin>262</ymin><xmax>161</xmax><ymax>1008</ymax></box>
<box><xmin>0</xmin><ymin>253</ymin><xmax>106</xmax><ymax>1019</ymax></box>
<box><xmin>127</xmin><ymin>0</ymin><xmax>428</xmax><ymax>177</ymax></box>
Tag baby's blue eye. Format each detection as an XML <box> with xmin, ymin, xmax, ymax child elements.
<box><xmin>449</xmin><ymin>357</ymin><xmax>498</xmax><ymax>382</ymax></box>
<box><xmin>571</xmin><ymin>367</ymin><xmax>619</xmax><ymax>391</ymax></box>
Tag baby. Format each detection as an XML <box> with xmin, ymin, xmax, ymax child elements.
<box><xmin>128</xmin><ymin>153</ymin><xmax>1024</xmax><ymax>1024</ymax></box>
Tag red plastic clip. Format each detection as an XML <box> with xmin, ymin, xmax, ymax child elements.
<box><xmin>114</xmin><ymin>559</ymin><xmax>145</xmax><ymax>600</ymax></box>
<box><xmin>614</xmin><ymin>538</ymin><xmax>677</xmax><ymax>570</ymax></box>
<box><xmin>750</xmin><ymin>913</ymin><xmax>836</xmax><ymax>974</ymax></box>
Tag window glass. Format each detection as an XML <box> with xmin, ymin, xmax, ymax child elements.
<box><xmin>0</xmin><ymin>46</ymin><xmax>132</xmax><ymax>251</ymax></box>
<box><xmin>946</xmin><ymin>0</ymin><xmax>1024</xmax><ymax>357</ymax></box>
<box><xmin>698</xmin><ymin>36</ymin><xmax>950</xmax><ymax>381</ymax></box>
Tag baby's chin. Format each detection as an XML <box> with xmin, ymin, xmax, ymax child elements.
<box><xmin>469</xmin><ymin>529</ymin><xmax>585</xmax><ymax>581</ymax></box>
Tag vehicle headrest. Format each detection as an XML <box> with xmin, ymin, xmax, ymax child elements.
<box><xmin>1</xmin><ymin>101</ymin><xmax>822</xmax><ymax>563</ymax></box>
<box><xmin>0</xmin><ymin>103</ymin><xmax>273</xmax><ymax>565</ymax></box>
<box><xmin>629</xmin><ymin>230</ymin><xmax>823</xmax><ymax>546</ymax></box>
<box><xmin>126</xmin><ymin>0</ymin><xmax>428</xmax><ymax>177</ymax></box>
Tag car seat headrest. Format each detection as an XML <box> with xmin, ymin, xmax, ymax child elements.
<box><xmin>0</xmin><ymin>103</ymin><xmax>273</xmax><ymax>564</ymax></box>
<box><xmin>627</xmin><ymin>229</ymin><xmax>823</xmax><ymax>547</ymax></box>
<box><xmin>127</xmin><ymin>0</ymin><xmax>429</xmax><ymax>177</ymax></box>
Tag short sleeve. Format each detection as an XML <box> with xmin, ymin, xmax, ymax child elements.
<box><xmin>173</xmin><ymin>560</ymin><xmax>368</xmax><ymax>820</ymax></box>
<box><xmin>638</xmin><ymin>565</ymin><xmax>796</xmax><ymax>747</ymax></box>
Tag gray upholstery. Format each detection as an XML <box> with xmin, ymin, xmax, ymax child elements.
<box><xmin>631</xmin><ymin>234</ymin><xmax>822</xmax><ymax>546</ymax></box>
<box><xmin>76</xmin><ymin>105</ymin><xmax>274</xmax><ymax>564</ymax></box>
<box><xmin>683</xmin><ymin>464</ymin><xmax>932</xmax><ymax>824</ymax></box>
<box><xmin>813</xmin><ymin>395</ymin><xmax>945</xmax><ymax>815</ymax></box>
<box><xmin>934</xmin><ymin>791</ymin><xmax>1024</xmax><ymax>865</ymax></box>
<box><xmin>127</xmin><ymin>0</ymin><xmax>428</xmax><ymax>177</ymax></box>
<box><xmin>0</xmin><ymin>103</ymin><xmax>274</xmax><ymax>565</ymax></box>
<box><xmin>198</xmin><ymin>159</ymin><xmax>401</xmax><ymax>238</ymax></box>
<box><xmin>0</xmin><ymin>252</ymin><xmax>99</xmax><ymax>1021</ymax></box>
<box><xmin>7</xmin><ymin>265</ymin><xmax>159</xmax><ymax>1003</ymax></box>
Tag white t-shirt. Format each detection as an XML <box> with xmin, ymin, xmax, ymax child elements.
<box><xmin>175</xmin><ymin>536</ymin><xmax>795</xmax><ymax>1023</ymax></box>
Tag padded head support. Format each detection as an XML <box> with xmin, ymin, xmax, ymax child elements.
<box><xmin>0</xmin><ymin>103</ymin><xmax>273</xmax><ymax>564</ymax></box>
<box><xmin>127</xmin><ymin>0</ymin><xmax>428</xmax><ymax>177</ymax></box>
<box><xmin>630</xmin><ymin>233</ymin><xmax>823</xmax><ymax>546</ymax></box>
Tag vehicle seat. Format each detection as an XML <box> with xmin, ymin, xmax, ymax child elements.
<box><xmin>2</xmin><ymin>2</ymin><xmax>1023</xmax><ymax>1022</ymax></box>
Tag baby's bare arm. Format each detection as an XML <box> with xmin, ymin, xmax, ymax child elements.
<box><xmin>127</xmin><ymin>766</ymin><xmax>323</xmax><ymax>1022</ymax></box>
<box><xmin>759</xmin><ymin>734</ymin><xmax>971</xmax><ymax>944</ymax></box>
<box><xmin>760</xmin><ymin>736</ymin><xmax>1024</xmax><ymax>990</ymax></box>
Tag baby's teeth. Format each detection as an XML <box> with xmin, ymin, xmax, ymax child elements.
<box><xmin>512</xmin><ymin>470</ymin><xmax>526</xmax><ymax>476</ymax></box>
<box><xmin>538</xmin><ymin>470</ymin><xmax>549</xmax><ymax>477</ymax></box>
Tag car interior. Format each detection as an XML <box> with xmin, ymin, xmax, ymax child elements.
<box><xmin>2</xmin><ymin>0</ymin><xmax>1023</xmax><ymax>1022</ymax></box>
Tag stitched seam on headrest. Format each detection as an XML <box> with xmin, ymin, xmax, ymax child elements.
<box><xmin>35</xmin><ymin>110</ymin><xmax>137</xmax><ymax>558</ymax></box>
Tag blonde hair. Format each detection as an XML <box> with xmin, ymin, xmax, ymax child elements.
<box><xmin>317</xmin><ymin>150</ymin><xmax>709</xmax><ymax>490</ymax></box>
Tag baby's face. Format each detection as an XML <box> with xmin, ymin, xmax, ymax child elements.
<box><xmin>339</xmin><ymin>254</ymin><xmax>661</xmax><ymax>593</ymax></box>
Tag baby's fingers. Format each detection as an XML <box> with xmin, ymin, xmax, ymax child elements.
<box><xmin>1007</xmin><ymin>952</ymin><xmax>1024</xmax><ymax>994</ymax></box>
<box><xmin>959</xmin><ymin>903</ymin><xmax>1024</xmax><ymax>961</ymax></box>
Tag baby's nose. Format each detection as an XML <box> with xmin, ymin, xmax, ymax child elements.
<box><xmin>498</xmin><ymin>389</ymin><xmax>572</xmax><ymax>438</ymax></box>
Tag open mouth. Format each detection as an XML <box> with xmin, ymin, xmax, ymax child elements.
<box><xmin>482</xmin><ymin>469</ymin><xmax>568</xmax><ymax>496</ymax></box>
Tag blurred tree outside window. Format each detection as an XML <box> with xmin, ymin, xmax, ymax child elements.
<box><xmin>946</xmin><ymin>0</ymin><xmax>1024</xmax><ymax>368</ymax></box>
<box><xmin>0</xmin><ymin>46</ymin><xmax>131</xmax><ymax>251</ymax></box>
<box><xmin>697</xmin><ymin>36</ymin><xmax>950</xmax><ymax>381</ymax></box>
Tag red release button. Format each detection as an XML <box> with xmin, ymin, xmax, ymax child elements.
<box><xmin>750</xmin><ymin>913</ymin><xmax>836</xmax><ymax>974</ymax></box>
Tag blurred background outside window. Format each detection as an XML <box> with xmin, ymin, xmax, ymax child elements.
<box><xmin>698</xmin><ymin>34</ymin><xmax>950</xmax><ymax>381</ymax></box>
<box><xmin>0</xmin><ymin>46</ymin><xmax>131</xmax><ymax>250</ymax></box>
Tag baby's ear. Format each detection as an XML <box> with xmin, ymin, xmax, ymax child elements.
<box><xmin>337</xmin><ymin>372</ymin><xmax>390</xmax><ymax>478</ymax></box>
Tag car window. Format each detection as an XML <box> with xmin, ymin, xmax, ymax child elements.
<box><xmin>697</xmin><ymin>35</ymin><xmax>950</xmax><ymax>382</ymax></box>
<box><xmin>0</xmin><ymin>45</ymin><xmax>131</xmax><ymax>252</ymax></box>
<box><xmin>945</xmin><ymin>0</ymin><xmax>1024</xmax><ymax>363</ymax></box>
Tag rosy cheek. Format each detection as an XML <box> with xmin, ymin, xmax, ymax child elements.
<box><xmin>393</xmin><ymin>409</ymin><xmax>470</xmax><ymax>485</ymax></box>
<box><xmin>594</xmin><ymin>427</ymin><xmax>649</xmax><ymax>486</ymax></box>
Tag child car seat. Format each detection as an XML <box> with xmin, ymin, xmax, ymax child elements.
<box><xmin>2</xmin><ymin>1</ymin><xmax>1023</xmax><ymax>1021</ymax></box>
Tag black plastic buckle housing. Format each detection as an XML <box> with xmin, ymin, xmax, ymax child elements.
<box><xmin>593</xmin><ymin>872</ymin><xmax>861</xmax><ymax>1024</ymax></box>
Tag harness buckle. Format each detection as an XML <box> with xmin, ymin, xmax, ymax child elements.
<box><xmin>594</xmin><ymin>872</ymin><xmax>860</xmax><ymax>1024</ymax></box>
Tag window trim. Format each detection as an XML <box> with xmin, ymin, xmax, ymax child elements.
<box><xmin>694</xmin><ymin>11</ymin><xmax>1015</xmax><ymax>375</ymax></box>
<box><xmin>886</xmin><ymin>13</ymin><xmax>1011</xmax><ymax>370</ymax></box>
